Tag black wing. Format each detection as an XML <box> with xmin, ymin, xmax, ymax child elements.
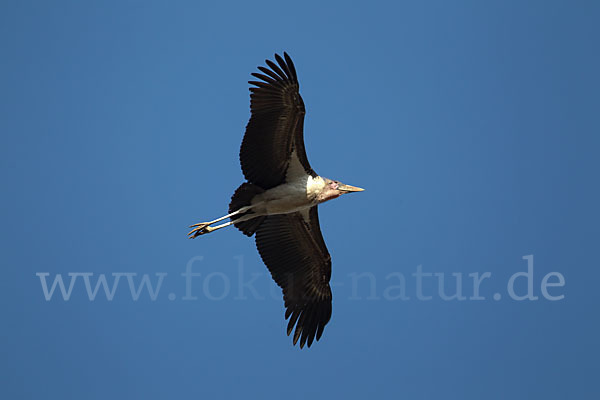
<box><xmin>255</xmin><ymin>206</ymin><xmax>332</xmax><ymax>348</ymax></box>
<box><xmin>241</xmin><ymin>52</ymin><xmax>315</xmax><ymax>189</ymax></box>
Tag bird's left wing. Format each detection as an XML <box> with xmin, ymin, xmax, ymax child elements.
<box><xmin>255</xmin><ymin>206</ymin><xmax>332</xmax><ymax>348</ymax></box>
<box><xmin>240</xmin><ymin>52</ymin><xmax>315</xmax><ymax>189</ymax></box>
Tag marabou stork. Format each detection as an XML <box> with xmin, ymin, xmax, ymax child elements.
<box><xmin>188</xmin><ymin>53</ymin><xmax>363</xmax><ymax>348</ymax></box>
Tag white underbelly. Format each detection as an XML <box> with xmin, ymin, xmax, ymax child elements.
<box><xmin>252</xmin><ymin>176</ymin><xmax>320</xmax><ymax>215</ymax></box>
<box><xmin>265</xmin><ymin>199</ymin><xmax>312</xmax><ymax>214</ymax></box>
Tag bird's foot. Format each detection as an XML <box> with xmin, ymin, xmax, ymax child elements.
<box><xmin>188</xmin><ymin>223</ymin><xmax>214</xmax><ymax>238</ymax></box>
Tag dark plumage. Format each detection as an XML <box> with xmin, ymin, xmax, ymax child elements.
<box><xmin>189</xmin><ymin>53</ymin><xmax>363</xmax><ymax>348</ymax></box>
<box><xmin>241</xmin><ymin>53</ymin><xmax>313</xmax><ymax>188</ymax></box>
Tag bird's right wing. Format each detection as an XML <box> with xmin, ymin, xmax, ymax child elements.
<box><xmin>240</xmin><ymin>53</ymin><xmax>315</xmax><ymax>189</ymax></box>
<box><xmin>254</xmin><ymin>206</ymin><xmax>332</xmax><ymax>348</ymax></box>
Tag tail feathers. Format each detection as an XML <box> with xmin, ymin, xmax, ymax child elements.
<box><xmin>229</xmin><ymin>183</ymin><xmax>265</xmax><ymax>236</ymax></box>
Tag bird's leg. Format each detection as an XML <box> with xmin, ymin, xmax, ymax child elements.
<box><xmin>189</xmin><ymin>221</ymin><xmax>233</xmax><ymax>237</ymax></box>
<box><xmin>190</xmin><ymin>205</ymin><xmax>252</xmax><ymax>228</ymax></box>
<box><xmin>188</xmin><ymin>205</ymin><xmax>254</xmax><ymax>238</ymax></box>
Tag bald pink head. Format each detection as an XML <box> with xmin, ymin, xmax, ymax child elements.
<box><xmin>317</xmin><ymin>178</ymin><xmax>364</xmax><ymax>203</ymax></box>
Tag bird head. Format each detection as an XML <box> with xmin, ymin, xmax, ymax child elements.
<box><xmin>318</xmin><ymin>178</ymin><xmax>364</xmax><ymax>203</ymax></box>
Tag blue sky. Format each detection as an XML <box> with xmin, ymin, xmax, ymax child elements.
<box><xmin>1</xmin><ymin>1</ymin><xmax>599</xmax><ymax>399</ymax></box>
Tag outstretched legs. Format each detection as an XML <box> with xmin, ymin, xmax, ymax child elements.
<box><xmin>188</xmin><ymin>205</ymin><xmax>259</xmax><ymax>238</ymax></box>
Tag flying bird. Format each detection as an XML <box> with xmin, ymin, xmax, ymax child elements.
<box><xmin>188</xmin><ymin>52</ymin><xmax>363</xmax><ymax>348</ymax></box>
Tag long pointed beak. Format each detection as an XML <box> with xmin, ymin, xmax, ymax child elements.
<box><xmin>338</xmin><ymin>183</ymin><xmax>365</xmax><ymax>193</ymax></box>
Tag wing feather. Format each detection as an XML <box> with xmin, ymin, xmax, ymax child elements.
<box><xmin>240</xmin><ymin>52</ymin><xmax>314</xmax><ymax>189</ymax></box>
<box><xmin>254</xmin><ymin>206</ymin><xmax>332</xmax><ymax>348</ymax></box>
